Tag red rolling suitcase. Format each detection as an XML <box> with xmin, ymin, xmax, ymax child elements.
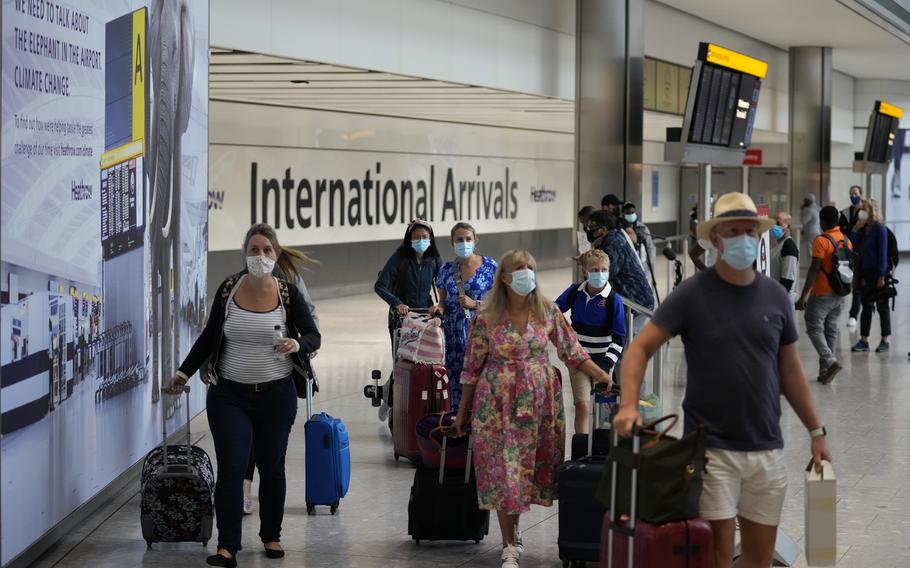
<box><xmin>601</xmin><ymin>428</ymin><xmax>714</xmax><ymax>568</ymax></box>
<box><xmin>392</xmin><ymin>359</ymin><xmax>450</xmax><ymax>463</ymax></box>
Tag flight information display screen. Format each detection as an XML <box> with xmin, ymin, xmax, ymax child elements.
<box><xmin>684</xmin><ymin>43</ymin><xmax>767</xmax><ymax>149</ymax></box>
<box><xmin>100</xmin><ymin>157</ymin><xmax>144</xmax><ymax>260</ymax></box>
<box><xmin>864</xmin><ymin>101</ymin><xmax>903</xmax><ymax>164</ymax></box>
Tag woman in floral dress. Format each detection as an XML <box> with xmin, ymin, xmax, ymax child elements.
<box><xmin>432</xmin><ymin>222</ymin><xmax>497</xmax><ymax>410</ymax></box>
<box><xmin>453</xmin><ymin>250</ymin><xmax>613</xmax><ymax>568</ymax></box>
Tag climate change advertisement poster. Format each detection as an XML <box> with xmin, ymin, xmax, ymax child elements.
<box><xmin>0</xmin><ymin>1</ymin><xmax>208</xmax><ymax>563</ymax></box>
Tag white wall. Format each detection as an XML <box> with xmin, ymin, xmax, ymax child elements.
<box><xmin>643</xmin><ymin>0</ymin><xmax>790</xmax><ymax>136</ymax></box>
<box><xmin>642</xmin><ymin>141</ymin><xmax>680</xmax><ymax>225</ymax></box>
<box><xmin>831</xmin><ymin>70</ymin><xmax>863</xmax><ymax>208</ymax></box>
<box><xmin>209</xmin><ymin>0</ymin><xmax>575</xmax><ymax>99</ymax></box>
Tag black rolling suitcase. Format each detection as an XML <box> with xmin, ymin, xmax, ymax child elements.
<box><xmin>558</xmin><ymin>385</ymin><xmax>615</xmax><ymax>566</ymax></box>
<box><xmin>408</xmin><ymin>434</ymin><xmax>489</xmax><ymax>544</ymax></box>
<box><xmin>140</xmin><ymin>386</ymin><xmax>214</xmax><ymax>548</ymax></box>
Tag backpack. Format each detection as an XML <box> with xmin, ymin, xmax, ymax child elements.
<box><xmin>219</xmin><ymin>273</ymin><xmax>315</xmax><ymax>397</ymax></box>
<box><xmin>886</xmin><ymin>227</ymin><xmax>899</xmax><ymax>271</ymax></box>
<box><xmin>820</xmin><ymin>235</ymin><xmax>856</xmax><ymax>297</ymax></box>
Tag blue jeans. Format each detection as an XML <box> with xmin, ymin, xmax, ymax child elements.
<box><xmin>207</xmin><ymin>377</ymin><xmax>297</xmax><ymax>554</ymax></box>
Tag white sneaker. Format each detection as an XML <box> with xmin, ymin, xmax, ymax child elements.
<box><xmin>514</xmin><ymin>528</ymin><xmax>524</xmax><ymax>554</ymax></box>
<box><xmin>500</xmin><ymin>545</ymin><xmax>520</xmax><ymax>568</ymax></box>
<box><xmin>847</xmin><ymin>317</ymin><xmax>857</xmax><ymax>328</ymax></box>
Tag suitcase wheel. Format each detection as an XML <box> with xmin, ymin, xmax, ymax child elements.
<box><xmin>330</xmin><ymin>503</ymin><xmax>339</xmax><ymax>515</ymax></box>
<box><xmin>202</xmin><ymin>540</ymin><xmax>208</xmax><ymax>547</ymax></box>
<box><xmin>306</xmin><ymin>503</ymin><xmax>315</xmax><ymax>516</ymax></box>
<box><xmin>474</xmin><ymin>539</ymin><xmax>480</xmax><ymax>544</ymax></box>
<box><xmin>146</xmin><ymin>540</ymin><xmax>154</xmax><ymax>550</ymax></box>
<box><xmin>394</xmin><ymin>452</ymin><xmax>399</xmax><ymax>461</ymax></box>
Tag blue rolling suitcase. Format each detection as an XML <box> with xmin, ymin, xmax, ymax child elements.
<box><xmin>304</xmin><ymin>370</ymin><xmax>351</xmax><ymax>515</ymax></box>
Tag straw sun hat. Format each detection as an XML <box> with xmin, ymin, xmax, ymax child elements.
<box><xmin>696</xmin><ymin>193</ymin><xmax>777</xmax><ymax>242</ymax></box>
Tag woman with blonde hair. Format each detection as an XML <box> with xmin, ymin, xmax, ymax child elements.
<box><xmin>849</xmin><ymin>199</ymin><xmax>893</xmax><ymax>353</ymax></box>
<box><xmin>243</xmin><ymin>239</ymin><xmax>320</xmax><ymax>515</ymax></box>
<box><xmin>166</xmin><ymin>223</ymin><xmax>320</xmax><ymax>567</ymax></box>
<box><xmin>432</xmin><ymin>221</ymin><xmax>497</xmax><ymax>410</ymax></box>
<box><xmin>453</xmin><ymin>250</ymin><xmax>611</xmax><ymax>568</ymax></box>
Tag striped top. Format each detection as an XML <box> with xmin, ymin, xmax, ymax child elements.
<box><xmin>555</xmin><ymin>282</ymin><xmax>627</xmax><ymax>373</ymax></box>
<box><xmin>218</xmin><ymin>300</ymin><xmax>292</xmax><ymax>384</ymax></box>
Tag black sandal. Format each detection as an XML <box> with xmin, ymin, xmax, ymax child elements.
<box><xmin>206</xmin><ymin>552</ymin><xmax>237</xmax><ymax>567</ymax></box>
<box><xmin>264</xmin><ymin>544</ymin><xmax>285</xmax><ymax>559</ymax></box>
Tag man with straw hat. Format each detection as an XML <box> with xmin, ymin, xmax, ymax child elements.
<box><xmin>613</xmin><ymin>193</ymin><xmax>832</xmax><ymax>568</ymax></box>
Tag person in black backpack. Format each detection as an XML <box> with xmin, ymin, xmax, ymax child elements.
<box><xmin>849</xmin><ymin>199</ymin><xmax>892</xmax><ymax>353</ymax></box>
<box><xmin>554</xmin><ymin>249</ymin><xmax>624</xmax><ymax>434</ymax></box>
<box><xmin>796</xmin><ymin>207</ymin><xmax>853</xmax><ymax>384</ymax></box>
<box><xmin>166</xmin><ymin>224</ymin><xmax>321</xmax><ymax>567</ymax></box>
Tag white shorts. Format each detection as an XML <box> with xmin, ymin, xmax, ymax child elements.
<box><xmin>699</xmin><ymin>448</ymin><xmax>788</xmax><ymax>526</ymax></box>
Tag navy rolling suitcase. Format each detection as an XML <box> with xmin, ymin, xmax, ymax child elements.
<box><xmin>140</xmin><ymin>386</ymin><xmax>214</xmax><ymax>548</ymax></box>
<box><xmin>408</xmin><ymin>434</ymin><xmax>489</xmax><ymax>544</ymax></box>
<box><xmin>304</xmin><ymin>369</ymin><xmax>351</xmax><ymax>515</ymax></box>
<box><xmin>558</xmin><ymin>386</ymin><xmax>615</xmax><ymax>566</ymax></box>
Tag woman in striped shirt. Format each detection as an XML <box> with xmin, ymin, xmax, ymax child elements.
<box><xmin>167</xmin><ymin>224</ymin><xmax>320</xmax><ymax>568</ymax></box>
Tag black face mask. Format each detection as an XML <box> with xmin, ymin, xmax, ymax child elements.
<box><xmin>586</xmin><ymin>228</ymin><xmax>602</xmax><ymax>243</ymax></box>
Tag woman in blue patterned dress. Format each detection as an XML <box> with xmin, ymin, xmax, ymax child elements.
<box><xmin>432</xmin><ymin>222</ymin><xmax>497</xmax><ymax>410</ymax></box>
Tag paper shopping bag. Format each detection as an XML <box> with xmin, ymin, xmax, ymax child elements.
<box><xmin>805</xmin><ymin>460</ymin><xmax>836</xmax><ymax>566</ymax></box>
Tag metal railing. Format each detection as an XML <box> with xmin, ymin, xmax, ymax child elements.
<box><xmin>620</xmin><ymin>297</ymin><xmax>664</xmax><ymax>413</ymax></box>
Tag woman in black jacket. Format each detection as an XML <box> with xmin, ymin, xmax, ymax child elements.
<box><xmin>373</xmin><ymin>219</ymin><xmax>441</xmax><ymax>420</ymax></box>
<box><xmin>167</xmin><ymin>224</ymin><xmax>320</xmax><ymax>567</ymax></box>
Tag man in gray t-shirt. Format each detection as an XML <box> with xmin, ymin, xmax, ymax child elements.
<box><xmin>614</xmin><ymin>193</ymin><xmax>832</xmax><ymax>568</ymax></box>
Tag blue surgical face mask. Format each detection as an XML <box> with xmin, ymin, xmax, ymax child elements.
<box><xmin>587</xmin><ymin>270</ymin><xmax>609</xmax><ymax>289</ymax></box>
<box><xmin>850</xmin><ymin>195</ymin><xmax>861</xmax><ymax>206</ymax></box>
<box><xmin>411</xmin><ymin>239</ymin><xmax>431</xmax><ymax>253</ymax></box>
<box><xmin>624</xmin><ymin>213</ymin><xmax>638</xmax><ymax>224</ymax></box>
<box><xmin>720</xmin><ymin>234</ymin><xmax>759</xmax><ymax>270</ymax></box>
<box><xmin>454</xmin><ymin>242</ymin><xmax>475</xmax><ymax>259</ymax></box>
<box><xmin>770</xmin><ymin>225</ymin><xmax>785</xmax><ymax>240</ymax></box>
<box><xmin>508</xmin><ymin>269</ymin><xmax>536</xmax><ymax>296</ymax></box>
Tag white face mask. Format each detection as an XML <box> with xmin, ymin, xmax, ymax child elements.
<box><xmin>857</xmin><ymin>210</ymin><xmax>869</xmax><ymax>221</ymax></box>
<box><xmin>246</xmin><ymin>255</ymin><xmax>276</xmax><ymax>278</ymax></box>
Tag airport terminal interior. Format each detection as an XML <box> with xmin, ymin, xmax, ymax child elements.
<box><xmin>2</xmin><ymin>0</ymin><xmax>910</xmax><ymax>567</ymax></box>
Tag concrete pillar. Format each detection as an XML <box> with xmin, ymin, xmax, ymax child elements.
<box><xmin>788</xmin><ymin>47</ymin><xmax>832</xmax><ymax>213</ymax></box>
<box><xmin>575</xmin><ymin>0</ymin><xmax>644</xmax><ymax>214</ymax></box>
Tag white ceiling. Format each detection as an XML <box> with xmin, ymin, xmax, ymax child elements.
<box><xmin>209</xmin><ymin>50</ymin><xmax>575</xmax><ymax>133</ymax></box>
<box><xmin>656</xmin><ymin>0</ymin><xmax>910</xmax><ymax>81</ymax></box>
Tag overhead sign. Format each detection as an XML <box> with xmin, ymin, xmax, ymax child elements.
<box><xmin>208</xmin><ymin>145</ymin><xmax>574</xmax><ymax>252</ymax></box>
<box><xmin>742</xmin><ymin>148</ymin><xmax>763</xmax><ymax>166</ymax></box>
<box><xmin>684</xmin><ymin>42</ymin><xmax>767</xmax><ymax>149</ymax></box>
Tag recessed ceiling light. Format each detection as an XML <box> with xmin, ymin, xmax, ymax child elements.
<box><xmin>290</xmin><ymin>80</ymin><xmax>309</xmax><ymax>84</ymax></box>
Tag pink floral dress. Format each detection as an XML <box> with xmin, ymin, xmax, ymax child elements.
<box><xmin>461</xmin><ymin>302</ymin><xmax>590</xmax><ymax>514</ymax></box>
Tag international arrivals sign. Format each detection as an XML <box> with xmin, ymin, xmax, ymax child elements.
<box><xmin>208</xmin><ymin>145</ymin><xmax>573</xmax><ymax>251</ymax></box>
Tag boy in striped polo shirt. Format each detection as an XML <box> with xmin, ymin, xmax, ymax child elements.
<box><xmin>555</xmin><ymin>249</ymin><xmax>626</xmax><ymax>434</ymax></box>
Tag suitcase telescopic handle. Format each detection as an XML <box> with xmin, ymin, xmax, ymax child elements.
<box><xmin>436</xmin><ymin>431</ymin><xmax>474</xmax><ymax>486</ymax></box>
<box><xmin>607</xmin><ymin>425</ymin><xmax>642</xmax><ymax>568</ymax></box>
<box><xmin>161</xmin><ymin>385</ymin><xmax>192</xmax><ymax>470</ymax></box>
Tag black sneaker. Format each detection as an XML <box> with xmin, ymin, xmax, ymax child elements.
<box><xmin>851</xmin><ymin>340</ymin><xmax>870</xmax><ymax>352</ymax></box>
<box><xmin>875</xmin><ymin>341</ymin><xmax>890</xmax><ymax>353</ymax></box>
<box><xmin>818</xmin><ymin>362</ymin><xmax>842</xmax><ymax>385</ymax></box>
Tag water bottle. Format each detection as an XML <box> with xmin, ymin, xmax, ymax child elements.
<box><xmin>273</xmin><ymin>324</ymin><xmax>285</xmax><ymax>360</ymax></box>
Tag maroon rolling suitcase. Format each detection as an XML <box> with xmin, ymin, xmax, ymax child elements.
<box><xmin>392</xmin><ymin>359</ymin><xmax>450</xmax><ymax>463</ymax></box>
<box><xmin>601</xmin><ymin>428</ymin><xmax>715</xmax><ymax>568</ymax></box>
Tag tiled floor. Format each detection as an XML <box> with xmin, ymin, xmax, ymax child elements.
<box><xmin>32</xmin><ymin>264</ymin><xmax>910</xmax><ymax>567</ymax></box>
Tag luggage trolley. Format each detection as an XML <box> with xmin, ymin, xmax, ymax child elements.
<box><xmin>363</xmin><ymin>307</ymin><xmax>433</xmax><ymax>419</ymax></box>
